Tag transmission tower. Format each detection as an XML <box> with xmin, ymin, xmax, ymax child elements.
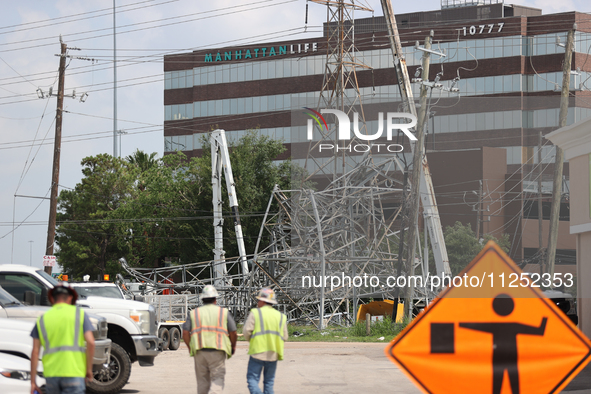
<box><xmin>305</xmin><ymin>0</ymin><xmax>374</xmax><ymax>183</ymax></box>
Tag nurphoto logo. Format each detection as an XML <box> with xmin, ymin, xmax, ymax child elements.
<box><xmin>303</xmin><ymin>108</ymin><xmax>417</xmax><ymax>153</ymax></box>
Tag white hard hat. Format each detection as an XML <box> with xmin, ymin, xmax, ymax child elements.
<box><xmin>256</xmin><ymin>287</ymin><xmax>277</xmax><ymax>305</ymax></box>
<box><xmin>200</xmin><ymin>285</ymin><xmax>219</xmax><ymax>299</ymax></box>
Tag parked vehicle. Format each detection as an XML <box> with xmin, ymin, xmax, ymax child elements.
<box><xmin>0</xmin><ymin>286</ymin><xmax>111</xmax><ymax>368</ymax></box>
<box><xmin>0</xmin><ymin>351</ymin><xmax>45</xmax><ymax>394</ymax></box>
<box><xmin>72</xmin><ymin>282</ymin><xmax>185</xmax><ymax>351</ymax></box>
<box><xmin>0</xmin><ymin>265</ymin><xmax>161</xmax><ymax>394</ymax></box>
<box><xmin>71</xmin><ymin>282</ymin><xmax>125</xmax><ymax>300</ymax></box>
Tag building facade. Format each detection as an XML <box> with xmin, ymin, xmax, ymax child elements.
<box><xmin>163</xmin><ymin>2</ymin><xmax>591</xmax><ymax>272</ymax></box>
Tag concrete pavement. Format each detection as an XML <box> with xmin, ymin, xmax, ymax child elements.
<box><xmin>122</xmin><ymin>342</ymin><xmax>591</xmax><ymax>393</ymax></box>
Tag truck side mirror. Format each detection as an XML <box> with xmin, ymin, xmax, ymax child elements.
<box><xmin>24</xmin><ymin>291</ymin><xmax>36</xmax><ymax>305</ymax></box>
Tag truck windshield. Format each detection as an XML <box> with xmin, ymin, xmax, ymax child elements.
<box><xmin>36</xmin><ymin>270</ymin><xmax>59</xmax><ymax>286</ymax></box>
<box><xmin>73</xmin><ymin>286</ymin><xmax>124</xmax><ymax>299</ymax></box>
<box><xmin>0</xmin><ymin>286</ymin><xmax>23</xmax><ymax>307</ymax></box>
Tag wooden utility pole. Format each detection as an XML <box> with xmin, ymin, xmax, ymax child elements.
<box><xmin>45</xmin><ymin>40</ymin><xmax>67</xmax><ymax>275</ymax></box>
<box><xmin>405</xmin><ymin>33</ymin><xmax>432</xmax><ymax>319</ymax></box>
<box><xmin>538</xmin><ymin>131</ymin><xmax>545</xmax><ymax>272</ymax></box>
<box><xmin>547</xmin><ymin>26</ymin><xmax>575</xmax><ymax>276</ymax></box>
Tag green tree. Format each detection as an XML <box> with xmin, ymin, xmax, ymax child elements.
<box><xmin>443</xmin><ymin>221</ymin><xmax>511</xmax><ymax>275</ymax></box>
<box><xmin>56</xmin><ymin>133</ymin><xmax>301</xmax><ymax>275</ymax></box>
<box><xmin>55</xmin><ymin>154</ymin><xmax>137</xmax><ymax>279</ymax></box>
<box><xmin>126</xmin><ymin>149</ymin><xmax>159</xmax><ymax>173</ymax></box>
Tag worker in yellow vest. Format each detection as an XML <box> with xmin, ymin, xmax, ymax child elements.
<box><xmin>243</xmin><ymin>288</ymin><xmax>287</xmax><ymax>394</ymax></box>
<box><xmin>30</xmin><ymin>283</ymin><xmax>95</xmax><ymax>394</ymax></box>
<box><xmin>182</xmin><ymin>285</ymin><xmax>237</xmax><ymax>394</ymax></box>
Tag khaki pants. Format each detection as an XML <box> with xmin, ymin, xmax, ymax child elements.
<box><xmin>193</xmin><ymin>350</ymin><xmax>226</xmax><ymax>394</ymax></box>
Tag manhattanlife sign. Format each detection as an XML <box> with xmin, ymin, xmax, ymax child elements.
<box><xmin>305</xmin><ymin>108</ymin><xmax>417</xmax><ymax>153</ymax></box>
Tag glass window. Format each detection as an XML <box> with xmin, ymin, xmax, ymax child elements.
<box><xmin>466</xmin><ymin>113</ymin><xmax>476</xmax><ymax>131</ymax></box>
<box><xmin>193</xmin><ymin>68</ymin><xmax>200</xmax><ymax>86</ymax></box>
<box><xmin>484</xmin><ymin>112</ymin><xmax>494</xmax><ymax>130</ymax></box>
<box><xmin>268</xmin><ymin>62</ymin><xmax>275</xmax><ymax>79</ymax></box>
<box><xmin>475</xmin><ymin>78</ymin><xmax>484</xmax><ymax>94</ymax></box>
<box><xmin>245</xmin><ymin>63</ymin><xmax>253</xmax><ymax>81</ymax></box>
<box><xmin>299</xmin><ymin>59</ymin><xmax>306</xmax><ymax>76</ymax></box>
<box><xmin>193</xmin><ymin>102</ymin><xmax>200</xmax><ymax>118</ymax></box>
<box><xmin>222</xmin><ymin>65</ymin><xmax>230</xmax><ymax>83</ymax></box>
<box><xmin>165</xmin><ymin>106</ymin><xmax>172</xmax><ymax>121</ymax></box>
<box><xmin>493</xmin><ymin>38</ymin><xmax>503</xmax><ymax>58</ymax></box>
<box><xmin>449</xmin><ymin>114</ymin><xmax>458</xmax><ymax>133</ymax></box>
<box><xmin>164</xmin><ymin>136</ymin><xmax>172</xmax><ymax>152</ymax></box>
<box><xmin>253</xmin><ymin>62</ymin><xmax>261</xmax><ymax>80</ymax></box>
<box><xmin>261</xmin><ymin>62</ymin><xmax>268</xmax><ymax>79</ymax></box>
<box><xmin>475</xmin><ymin>112</ymin><xmax>485</xmax><ymax>131</ymax></box>
<box><xmin>284</xmin><ymin>60</ymin><xmax>291</xmax><ymax>78</ymax></box>
<box><xmin>276</xmin><ymin>60</ymin><xmax>283</xmax><ymax>78</ymax></box>
<box><xmin>179</xmin><ymin>71</ymin><xmax>186</xmax><ymax>88</ymax></box>
<box><xmin>201</xmin><ymin>67</ymin><xmax>208</xmax><ymax>85</ymax></box>
<box><xmin>268</xmin><ymin>96</ymin><xmax>275</xmax><ymax>111</ymax></box>
<box><xmin>165</xmin><ymin>72</ymin><xmax>172</xmax><ymax>90</ymax></box>
<box><xmin>171</xmin><ymin>71</ymin><xmax>179</xmax><ymax>89</ymax></box>
<box><xmin>253</xmin><ymin>96</ymin><xmax>260</xmax><ymax>112</ymax></box>
<box><xmin>201</xmin><ymin>101</ymin><xmax>207</xmax><ymax>117</ymax></box>
<box><xmin>245</xmin><ymin>97</ymin><xmax>253</xmax><ymax>113</ymax></box>
<box><xmin>494</xmin><ymin>111</ymin><xmax>503</xmax><ymax>129</ymax></box>
<box><xmin>512</xmin><ymin>111</ymin><xmax>520</xmax><ymax>128</ymax></box>
<box><xmin>284</xmin><ymin>94</ymin><xmax>291</xmax><ymax>109</ymax></box>
<box><xmin>171</xmin><ymin>104</ymin><xmax>179</xmax><ymax>120</ymax></box>
<box><xmin>215</xmin><ymin>100</ymin><xmax>222</xmax><ymax>116</ymax></box>
<box><xmin>193</xmin><ymin>134</ymin><xmax>201</xmax><ymax>150</ymax></box>
<box><xmin>223</xmin><ymin>99</ymin><xmax>230</xmax><ymax>115</ymax></box>
<box><xmin>260</xmin><ymin>95</ymin><xmax>268</xmax><ymax>112</ymax></box>
<box><xmin>185</xmin><ymin>135</ymin><xmax>193</xmax><ymax>151</ymax></box>
<box><xmin>208</xmin><ymin>67</ymin><xmax>215</xmax><ymax>84</ymax></box>
<box><xmin>315</xmin><ymin>56</ymin><xmax>324</xmax><ymax>74</ymax></box>
<box><xmin>503</xmin><ymin>75</ymin><xmax>512</xmax><ymax>92</ymax></box>
<box><xmin>208</xmin><ymin>101</ymin><xmax>215</xmax><ymax>115</ymax></box>
<box><xmin>457</xmin><ymin>114</ymin><xmax>467</xmax><ymax>132</ymax></box>
<box><xmin>476</xmin><ymin>46</ymin><xmax>485</xmax><ymax>59</ymax></box>
<box><xmin>439</xmin><ymin>115</ymin><xmax>449</xmax><ymax>133</ymax></box>
<box><xmin>177</xmin><ymin>135</ymin><xmax>186</xmax><ymax>150</ymax></box>
<box><xmin>186</xmin><ymin>70</ymin><xmax>193</xmax><ymax>87</ymax></box>
<box><xmin>237</xmin><ymin>65</ymin><xmax>245</xmax><ymax>82</ymax></box>
<box><xmin>230</xmin><ymin>65</ymin><xmax>238</xmax><ymax>82</ymax></box>
<box><xmin>237</xmin><ymin>98</ymin><xmax>245</xmax><ymax>114</ymax></box>
<box><xmin>484</xmin><ymin>76</ymin><xmax>494</xmax><ymax>93</ymax></box>
<box><xmin>230</xmin><ymin>98</ymin><xmax>238</xmax><ymax>114</ymax></box>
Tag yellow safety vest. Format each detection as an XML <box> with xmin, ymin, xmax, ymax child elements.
<box><xmin>248</xmin><ymin>305</ymin><xmax>286</xmax><ymax>360</ymax></box>
<box><xmin>189</xmin><ymin>304</ymin><xmax>232</xmax><ymax>358</ymax></box>
<box><xmin>37</xmin><ymin>304</ymin><xmax>86</xmax><ymax>378</ymax></box>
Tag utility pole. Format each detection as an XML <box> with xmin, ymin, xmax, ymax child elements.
<box><xmin>405</xmin><ymin>33</ymin><xmax>432</xmax><ymax>319</ymax></box>
<box><xmin>547</xmin><ymin>26</ymin><xmax>575</xmax><ymax>277</ymax></box>
<box><xmin>45</xmin><ymin>39</ymin><xmax>67</xmax><ymax>276</ymax></box>
<box><xmin>29</xmin><ymin>240</ymin><xmax>33</xmax><ymax>266</ymax></box>
<box><xmin>538</xmin><ymin>131</ymin><xmax>544</xmax><ymax>273</ymax></box>
<box><xmin>113</xmin><ymin>0</ymin><xmax>118</xmax><ymax>158</ymax></box>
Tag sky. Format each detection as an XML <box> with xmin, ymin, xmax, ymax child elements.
<box><xmin>0</xmin><ymin>0</ymin><xmax>589</xmax><ymax>271</ymax></box>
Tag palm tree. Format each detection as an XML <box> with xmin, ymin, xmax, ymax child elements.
<box><xmin>126</xmin><ymin>149</ymin><xmax>159</xmax><ymax>173</ymax></box>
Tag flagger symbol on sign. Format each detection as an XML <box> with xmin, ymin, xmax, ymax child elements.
<box><xmin>385</xmin><ymin>241</ymin><xmax>591</xmax><ymax>394</ymax></box>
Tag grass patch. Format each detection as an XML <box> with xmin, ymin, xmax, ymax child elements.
<box><xmin>237</xmin><ymin>316</ymin><xmax>409</xmax><ymax>343</ymax></box>
<box><xmin>286</xmin><ymin>316</ymin><xmax>409</xmax><ymax>343</ymax></box>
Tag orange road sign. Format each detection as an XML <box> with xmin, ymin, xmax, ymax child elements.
<box><xmin>385</xmin><ymin>241</ymin><xmax>591</xmax><ymax>394</ymax></box>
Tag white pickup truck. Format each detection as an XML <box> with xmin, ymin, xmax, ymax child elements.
<box><xmin>0</xmin><ymin>286</ymin><xmax>111</xmax><ymax>367</ymax></box>
<box><xmin>0</xmin><ymin>265</ymin><xmax>161</xmax><ymax>394</ymax></box>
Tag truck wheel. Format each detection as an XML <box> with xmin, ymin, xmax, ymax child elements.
<box><xmin>159</xmin><ymin>327</ymin><xmax>170</xmax><ymax>351</ymax></box>
<box><xmin>168</xmin><ymin>327</ymin><xmax>181</xmax><ymax>351</ymax></box>
<box><xmin>88</xmin><ymin>342</ymin><xmax>132</xmax><ymax>394</ymax></box>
